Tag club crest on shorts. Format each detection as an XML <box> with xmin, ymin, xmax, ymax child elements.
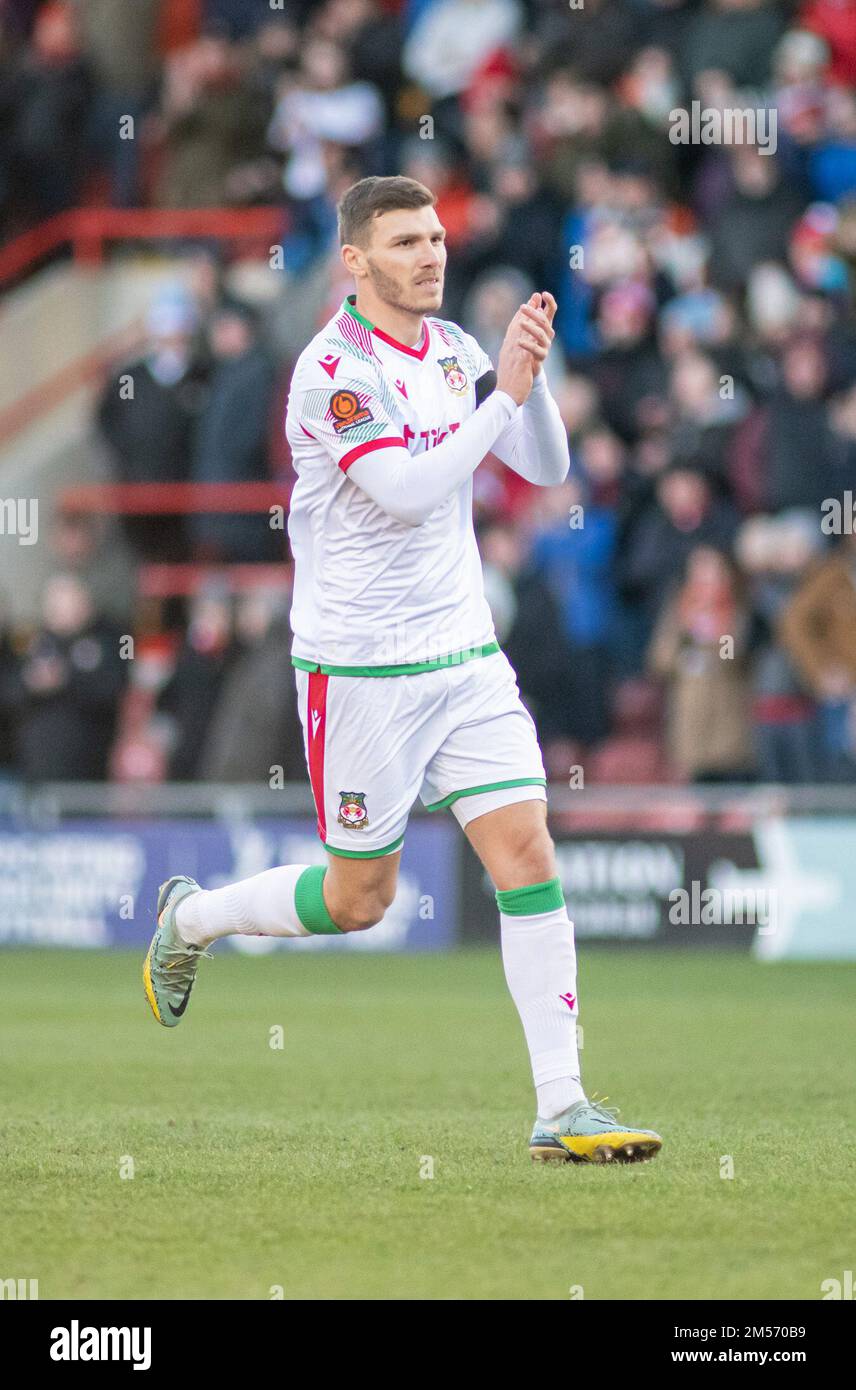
<box><xmin>337</xmin><ymin>790</ymin><xmax>369</xmax><ymax>829</ymax></box>
<box><xmin>329</xmin><ymin>389</ymin><xmax>373</xmax><ymax>434</ymax></box>
<box><xmin>438</xmin><ymin>356</ymin><xmax>468</xmax><ymax>394</ymax></box>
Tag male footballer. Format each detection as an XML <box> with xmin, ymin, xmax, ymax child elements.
<box><xmin>143</xmin><ymin>175</ymin><xmax>662</xmax><ymax>1165</ymax></box>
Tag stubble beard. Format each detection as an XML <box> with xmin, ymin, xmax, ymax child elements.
<box><xmin>365</xmin><ymin>258</ymin><xmax>442</xmax><ymax>317</ymax></box>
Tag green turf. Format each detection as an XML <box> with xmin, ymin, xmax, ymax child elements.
<box><xmin>1</xmin><ymin>946</ymin><xmax>854</xmax><ymax>1300</ymax></box>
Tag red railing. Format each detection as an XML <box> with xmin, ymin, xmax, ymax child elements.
<box><xmin>58</xmin><ymin>481</ymin><xmax>295</xmax><ymax>598</ymax></box>
<box><xmin>0</xmin><ymin>205</ymin><xmax>286</xmax><ymax>291</ymax></box>
<box><xmin>138</xmin><ymin>563</ymin><xmax>291</xmax><ymax>598</ymax></box>
<box><xmin>59</xmin><ymin>481</ymin><xmax>291</xmax><ymax>515</ymax></box>
<box><xmin>4</xmin><ymin>208</ymin><xmax>295</xmax><ymax>600</ymax></box>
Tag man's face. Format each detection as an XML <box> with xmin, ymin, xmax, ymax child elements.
<box><xmin>352</xmin><ymin>205</ymin><xmax>447</xmax><ymax>315</ymax></box>
<box><xmin>211</xmin><ymin>314</ymin><xmax>252</xmax><ymax>358</ymax></box>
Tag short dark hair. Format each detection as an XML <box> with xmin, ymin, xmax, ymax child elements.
<box><xmin>337</xmin><ymin>176</ymin><xmax>436</xmax><ymax>248</ymax></box>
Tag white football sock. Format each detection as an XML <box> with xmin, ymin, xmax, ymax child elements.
<box><xmin>500</xmin><ymin>903</ymin><xmax>585</xmax><ymax>1120</ymax></box>
<box><xmin>175</xmin><ymin>865</ymin><xmax>313</xmax><ymax>946</ymax></box>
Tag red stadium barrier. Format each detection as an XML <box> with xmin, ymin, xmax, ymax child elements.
<box><xmin>138</xmin><ymin>563</ymin><xmax>292</xmax><ymax>598</ymax></box>
<box><xmin>57</xmin><ymin>483</ymin><xmax>294</xmax><ymax>600</ymax></box>
<box><xmin>58</xmin><ymin>481</ymin><xmax>291</xmax><ymax>515</ymax></box>
<box><xmin>0</xmin><ymin>206</ymin><xmax>286</xmax><ymax>290</ymax></box>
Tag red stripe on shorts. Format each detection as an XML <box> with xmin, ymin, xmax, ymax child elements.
<box><xmin>307</xmin><ymin>670</ymin><xmax>329</xmax><ymax>842</ymax></box>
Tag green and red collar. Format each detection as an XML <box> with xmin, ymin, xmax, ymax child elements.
<box><xmin>343</xmin><ymin>294</ymin><xmax>430</xmax><ymax>360</ymax></box>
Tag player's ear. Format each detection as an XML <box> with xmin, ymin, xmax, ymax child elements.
<box><xmin>341</xmin><ymin>243</ymin><xmax>365</xmax><ymax>278</ymax></box>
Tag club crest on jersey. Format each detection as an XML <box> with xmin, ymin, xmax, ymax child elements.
<box><xmin>338</xmin><ymin>790</ymin><xmax>369</xmax><ymax>829</ymax></box>
<box><xmin>329</xmin><ymin>389</ymin><xmax>373</xmax><ymax>434</ymax></box>
<box><xmin>438</xmin><ymin>356</ymin><xmax>468</xmax><ymax>394</ymax></box>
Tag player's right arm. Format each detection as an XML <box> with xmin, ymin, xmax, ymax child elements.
<box><xmin>466</xmin><ymin>298</ymin><xmax>570</xmax><ymax>488</ymax></box>
<box><xmin>292</xmin><ymin>339</ymin><xmax>532</xmax><ymax>528</ymax></box>
<box><xmin>347</xmin><ymin>389</ymin><xmax>521</xmax><ymax>526</ymax></box>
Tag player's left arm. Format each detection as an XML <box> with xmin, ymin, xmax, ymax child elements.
<box><xmin>477</xmin><ymin>293</ymin><xmax>570</xmax><ymax>487</ymax></box>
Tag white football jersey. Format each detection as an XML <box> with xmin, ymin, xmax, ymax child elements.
<box><xmin>285</xmin><ymin>293</ymin><xmax>497</xmax><ymax>673</ymax></box>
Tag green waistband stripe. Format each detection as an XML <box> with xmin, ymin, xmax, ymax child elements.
<box><xmin>495</xmin><ymin>877</ymin><xmax>565</xmax><ymax>917</ymax></box>
<box><xmin>425</xmin><ymin>777</ymin><xmax>546</xmax><ymax>812</ymax></box>
<box><xmin>294</xmin><ymin>865</ymin><xmax>342</xmax><ymax>934</ymax></box>
<box><xmin>324</xmin><ymin>834</ymin><xmax>404</xmax><ymax>859</ymax></box>
<box><xmin>291</xmin><ymin>641</ymin><xmax>500</xmax><ymax>678</ymax></box>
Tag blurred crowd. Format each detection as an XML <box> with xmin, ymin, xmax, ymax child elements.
<box><xmin>3</xmin><ymin>0</ymin><xmax>856</xmax><ymax>784</ymax></box>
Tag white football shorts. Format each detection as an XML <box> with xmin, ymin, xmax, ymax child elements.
<box><xmin>294</xmin><ymin>649</ymin><xmax>547</xmax><ymax>857</ymax></box>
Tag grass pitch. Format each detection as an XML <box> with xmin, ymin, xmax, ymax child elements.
<box><xmin>1</xmin><ymin>946</ymin><xmax>854</xmax><ymax>1300</ymax></box>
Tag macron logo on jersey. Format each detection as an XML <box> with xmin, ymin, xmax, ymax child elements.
<box><xmin>394</xmin><ymin>378</ymin><xmax>408</xmax><ymax>398</ymax></box>
<box><xmin>319</xmin><ymin>354</ymin><xmax>340</xmax><ymax>379</ymax></box>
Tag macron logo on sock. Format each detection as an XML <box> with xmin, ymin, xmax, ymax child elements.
<box><xmin>559</xmin><ymin>992</ymin><xmax>576</xmax><ymax>1011</ymax></box>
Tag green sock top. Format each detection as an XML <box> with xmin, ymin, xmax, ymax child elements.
<box><xmin>294</xmin><ymin>866</ymin><xmax>342</xmax><ymax>934</ymax></box>
<box><xmin>495</xmin><ymin>877</ymin><xmax>565</xmax><ymax>917</ymax></box>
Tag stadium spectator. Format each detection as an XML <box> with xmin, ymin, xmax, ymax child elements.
<box><xmin>0</xmin><ymin>594</ymin><xmax>20</xmax><ymax>775</ymax></box>
<box><xmin>531</xmin><ymin>0</ymin><xmax>642</xmax><ymax>89</ymax></box>
<box><xmin>188</xmin><ymin>295</ymin><xmax>280</xmax><ymax>563</ymax></box>
<box><xmin>2</xmin><ymin>0</ymin><xmax>94</xmax><ymax>223</ymax></box>
<box><xmin>47</xmin><ymin>511</ymin><xmax>134</xmax><ymax>626</ymax></box>
<box><xmin>402</xmin><ymin>0</ymin><xmax>523</xmax><ymax>101</ymax></box>
<box><xmin>737</xmin><ymin>512</ymin><xmax>823</xmax><ymax>782</ymax></box>
<box><xmin>462</xmin><ymin>266</ymin><xmax>539</xmax><ymax>378</ymax></box>
<box><xmin>479</xmin><ymin>519</ymin><xmax>572</xmax><ymax>761</ymax></box>
<box><xmin>620</xmin><ymin>463</ymin><xmax>741</xmax><ymax>629</ymax></box>
<box><xmin>0</xmin><ymin>0</ymin><xmax>47</xmax><ymax>42</ymax></box>
<box><xmin>267</xmin><ymin>36</ymin><xmax>385</xmax><ymax>201</ymax></box>
<box><xmin>97</xmin><ymin>284</ymin><xmax>208</xmax><ymax>563</ymax></box>
<box><xmin>2</xmin><ymin>574</ymin><xmax>127</xmax><ymax>781</ymax></box>
<box><xmin>708</xmin><ymin>148</ymin><xmax>806</xmax><ymax>293</ymax></box>
<box><xmin>73</xmin><ymin>0</ymin><xmax>161</xmax><ymax>206</ymax></box>
<box><xmin>202</xmin><ymin>0</ymin><xmax>282</xmax><ymax>42</ymax></box>
<box><xmin>648</xmin><ymin>544</ymin><xmax>754</xmax><ymax>782</ymax></box>
<box><xmin>778</xmin><ymin>528</ymin><xmax>856</xmax><ymax>778</ymax></box>
<box><xmin>526</xmin><ymin>464</ymin><xmax>619</xmax><ymax>747</ymax></box>
<box><xmin>198</xmin><ymin>587</ymin><xmax>305</xmax><ymax>783</ymax></box>
<box><xmin>801</xmin><ymin>0</ymin><xmax>856</xmax><ymax>86</ymax></box>
<box><xmin>667</xmin><ymin>348</ymin><xmax>749</xmax><ymax>486</ymax></box>
<box><xmin>154</xmin><ymin>33</ymin><xmax>273</xmax><ymax>208</ymax></box>
<box><xmin>157</xmin><ymin>587</ymin><xmax>236</xmax><ymax>780</ymax></box>
<box><xmin>682</xmin><ymin>0</ymin><xmax>787</xmax><ymax>92</ymax></box>
<box><xmin>587</xmin><ymin>280</ymin><xmax>667</xmax><ymax>444</ymax></box>
<box><xmin>451</xmin><ymin>151</ymin><xmax>564</xmax><ymax>298</ymax></box>
<box><xmin>336</xmin><ymin>0</ymin><xmax>404</xmax><ymax>128</ymax></box>
<box><xmin>731</xmin><ymin>332</ymin><xmax>834</xmax><ymax>514</ymax></box>
<box><xmin>828</xmin><ymin>379</ymin><xmax>856</xmax><ymax>493</ymax></box>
